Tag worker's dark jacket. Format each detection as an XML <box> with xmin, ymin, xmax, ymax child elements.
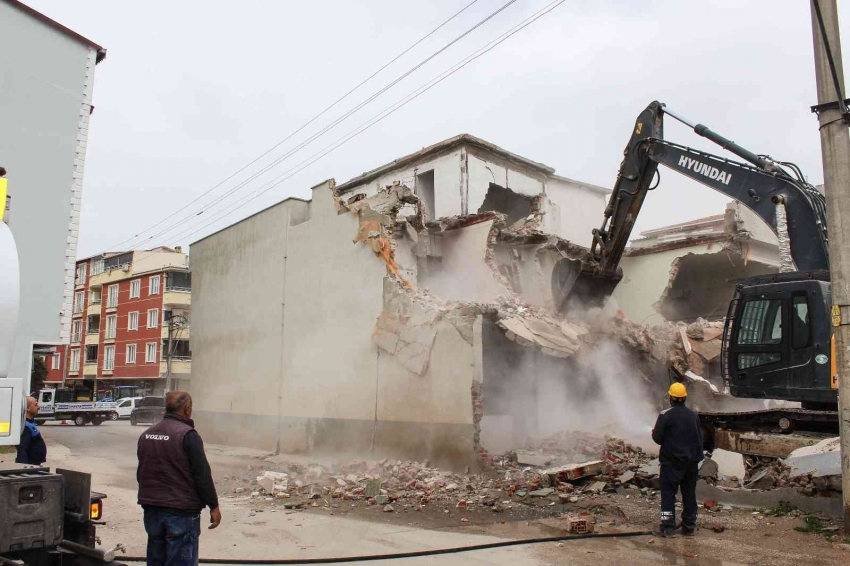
<box><xmin>16</xmin><ymin>419</ymin><xmax>47</xmax><ymax>465</ymax></box>
<box><xmin>651</xmin><ymin>403</ymin><xmax>704</xmax><ymax>464</ymax></box>
<box><xmin>137</xmin><ymin>413</ymin><xmax>218</xmax><ymax>514</ymax></box>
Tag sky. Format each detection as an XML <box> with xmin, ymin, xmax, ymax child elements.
<box><xmin>23</xmin><ymin>0</ymin><xmax>849</xmax><ymax>258</ymax></box>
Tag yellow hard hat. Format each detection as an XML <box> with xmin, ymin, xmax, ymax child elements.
<box><xmin>668</xmin><ymin>382</ymin><xmax>687</xmax><ymax>398</ymax></box>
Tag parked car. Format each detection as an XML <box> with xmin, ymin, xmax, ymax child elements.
<box><xmin>130</xmin><ymin>396</ymin><xmax>166</xmax><ymax>426</ymax></box>
<box><xmin>114</xmin><ymin>396</ymin><xmax>143</xmax><ymax>420</ymax></box>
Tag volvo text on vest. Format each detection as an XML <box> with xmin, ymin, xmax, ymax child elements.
<box><xmin>145</xmin><ymin>434</ymin><xmax>170</xmax><ymax>441</ymax></box>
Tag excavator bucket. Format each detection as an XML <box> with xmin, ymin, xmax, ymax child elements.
<box><xmin>552</xmin><ymin>257</ymin><xmax>622</xmax><ymax>314</ymax></box>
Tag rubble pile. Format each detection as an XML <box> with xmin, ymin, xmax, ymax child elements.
<box><xmin>237</xmin><ymin>436</ymin><xmax>666</xmax><ymax>513</ymax></box>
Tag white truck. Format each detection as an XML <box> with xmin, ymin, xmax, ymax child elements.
<box><xmin>35</xmin><ymin>388</ymin><xmax>118</xmax><ymax>426</ymax></box>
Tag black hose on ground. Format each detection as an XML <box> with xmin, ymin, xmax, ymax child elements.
<box><xmin>118</xmin><ymin>529</ymin><xmax>653</xmax><ymax>564</ymax></box>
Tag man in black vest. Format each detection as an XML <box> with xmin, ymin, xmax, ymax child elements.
<box><xmin>137</xmin><ymin>391</ymin><xmax>221</xmax><ymax>566</ymax></box>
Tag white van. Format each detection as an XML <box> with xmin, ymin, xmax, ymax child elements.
<box><xmin>114</xmin><ymin>397</ymin><xmax>143</xmax><ymax>419</ymax></box>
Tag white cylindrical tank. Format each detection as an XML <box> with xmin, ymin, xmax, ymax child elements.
<box><xmin>0</xmin><ymin>221</ymin><xmax>20</xmax><ymax>379</ymax></box>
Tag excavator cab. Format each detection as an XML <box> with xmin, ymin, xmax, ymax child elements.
<box><xmin>722</xmin><ymin>272</ymin><xmax>836</xmax><ymax>409</ymax></box>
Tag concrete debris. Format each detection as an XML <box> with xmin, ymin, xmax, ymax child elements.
<box><xmin>514</xmin><ymin>451</ymin><xmax>552</xmax><ymax>468</ymax></box>
<box><xmin>257</xmin><ymin>471</ymin><xmax>288</xmax><ymax>494</ymax></box>
<box><xmin>711</xmin><ymin>449</ymin><xmax>746</xmax><ymax>480</ymax></box>
<box><xmin>744</xmin><ymin>468</ymin><xmax>777</xmax><ymax>490</ymax></box>
<box><xmin>788</xmin><ymin>437</ymin><xmax>840</xmax><ymax>458</ymax></box>
<box><xmin>539</xmin><ymin>461</ymin><xmax>605</xmax><ymax>486</ymax></box>
<box><xmin>698</xmin><ymin>458</ymin><xmax>719</xmax><ymax>480</ymax></box>
<box><xmin>497</xmin><ymin>315</ymin><xmax>584</xmax><ymax>358</ymax></box>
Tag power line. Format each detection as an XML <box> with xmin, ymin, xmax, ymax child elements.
<box><xmin>136</xmin><ymin>0</ymin><xmax>567</xmax><ymax>253</ymax></box>
<box><xmin>104</xmin><ymin>0</ymin><xmax>483</xmax><ymax>252</ymax></box>
<box><xmin>117</xmin><ymin>0</ymin><xmax>519</xmax><ymax>252</ymax></box>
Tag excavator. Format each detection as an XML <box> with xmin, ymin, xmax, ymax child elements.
<box><xmin>552</xmin><ymin>101</ymin><xmax>838</xmax><ymax>454</ymax></box>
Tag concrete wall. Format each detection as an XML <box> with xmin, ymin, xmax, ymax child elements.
<box><xmin>0</xmin><ymin>3</ymin><xmax>99</xmax><ymax>386</ymax></box>
<box><xmin>340</xmin><ymin>143</ymin><xmax>608</xmax><ymax>243</ymax></box>
<box><xmin>545</xmin><ymin>177</ymin><xmax>609</xmax><ymax>246</ymax></box>
<box><xmin>611</xmin><ymin>244</ymin><xmax>719</xmax><ymax>326</ymax></box>
<box><xmin>191</xmin><ymin>183</ymin><xmax>480</xmax><ymax>466</ymax></box>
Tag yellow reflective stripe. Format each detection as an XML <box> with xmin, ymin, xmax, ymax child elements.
<box><xmin>831</xmin><ymin>335</ymin><xmax>838</xmax><ymax>389</ymax></box>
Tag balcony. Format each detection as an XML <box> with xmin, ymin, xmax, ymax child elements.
<box><xmin>89</xmin><ymin>267</ymin><xmax>131</xmax><ymax>288</ymax></box>
<box><xmin>161</xmin><ymin>325</ymin><xmax>190</xmax><ymax>340</ymax></box>
<box><xmin>87</xmin><ymin>302</ymin><xmax>101</xmax><ymax>316</ymax></box>
<box><xmin>160</xmin><ymin>359</ymin><xmax>191</xmax><ymax>375</ymax></box>
<box><xmin>85</xmin><ymin>333</ymin><xmax>99</xmax><ymax>345</ymax></box>
<box><xmin>83</xmin><ymin>363</ymin><xmax>97</xmax><ymax>377</ymax></box>
<box><xmin>163</xmin><ymin>289</ymin><xmax>191</xmax><ymax>308</ymax></box>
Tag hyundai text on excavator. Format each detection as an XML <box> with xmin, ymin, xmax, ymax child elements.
<box><xmin>552</xmin><ymin>101</ymin><xmax>838</xmax><ymax>456</ymax></box>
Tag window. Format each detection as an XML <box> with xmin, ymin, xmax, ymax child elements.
<box><xmin>41</xmin><ymin>391</ymin><xmax>52</xmax><ymax>403</ymax></box>
<box><xmin>118</xmin><ymin>399</ymin><xmax>131</xmax><ymax>408</ymax></box>
<box><xmin>90</xmin><ymin>289</ymin><xmax>101</xmax><ymax>304</ymax></box>
<box><xmin>738</xmin><ymin>352</ymin><xmax>782</xmax><ymax>370</ymax></box>
<box><xmin>737</xmin><ymin>299</ymin><xmax>782</xmax><ymax>345</ymax></box>
<box><xmin>149</xmin><ymin>275</ymin><xmax>161</xmax><ymax>295</ymax></box>
<box><xmin>87</xmin><ymin>314</ymin><xmax>100</xmax><ymax>334</ymax></box>
<box><xmin>146</xmin><ymin>342</ymin><xmax>158</xmax><ymax>363</ymax></box>
<box><xmin>75</xmin><ymin>263</ymin><xmax>87</xmax><ymax>285</ymax></box>
<box><xmin>107</xmin><ymin>284</ymin><xmax>119</xmax><ymax>308</ymax></box>
<box><xmin>165</xmin><ymin>271</ymin><xmax>191</xmax><ymax>291</ymax></box>
<box><xmin>130</xmin><ymin>279</ymin><xmax>141</xmax><ymax>299</ymax></box>
<box><xmin>126</xmin><ymin>343</ymin><xmax>137</xmax><ymax>364</ymax></box>
<box><xmin>128</xmin><ymin>311</ymin><xmax>139</xmax><ymax>331</ymax></box>
<box><xmin>106</xmin><ymin>314</ymin><xmax>117</xmax><ymax>339</ymax></box>
<box><xmin>166</xmin><ymin>339</ymin><xmax>192</xmax><ymax>360</ymax></box>
<box><xmin>104</xmin><ymin>252</ymin><xmax>132</xmax><ymax>271</ymax></box>
<box><xmin>91</xmin><ymin>258</ymin><xmax>104</xmax><ymax>276</ymax></box>
<box><xmin>70</xmin><ymin>349</ymin><xmax>80</xmax><ymax>371</ymax></box>
<box><xmin>104</xmin><ymin>345</ymin><xmax>115</xmax><ymax>370</ymax></box>
<box><xmin>74</xmin><ymin>291</ymin><xmax>84</xmax><ymax>313</ymax></box>
<box><xmin>792</xmin><ymin>295</ymin><xmax>810</xmax><ymax>349</ymax></box>
<box><xmin>147</xmin><ymin>309</ymin><xmax>159</xmax><ymax>329</ymax></box>
<box><xmin>72</xmin><ymin>320</ymin><xmax>83</xmax><ymax>342</ymax></box>
<box><xmin>84</xmin><ymin>344</ymin><xmax>98</xmax><ymax>364</ymax></box>
<box><xmin>52</xmin><ymin>353</ymin><xmax>60</xmax><ymax>370</ymax></box>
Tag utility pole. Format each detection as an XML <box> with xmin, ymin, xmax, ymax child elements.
<box><xmin>810</xmin><ymin>0</ymin><xmax>850</xmax><ymax>532</ymax></box>
<box><xmin>164</xmin><ymin>314</ymin><xmax>187</xmax><ymax>394</ymax></box>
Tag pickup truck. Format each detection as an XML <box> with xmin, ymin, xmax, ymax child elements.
<box><xmin>36</xmin><ymin>388</ymin><xmax>118</xmax><ymax>426</ymax></box>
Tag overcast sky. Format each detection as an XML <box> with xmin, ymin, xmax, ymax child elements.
<box><xmin>25</xmin><ymin>0</ymin><xmax>849</xmax><ymax>257</ymax></box>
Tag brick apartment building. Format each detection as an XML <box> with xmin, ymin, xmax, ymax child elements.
<box><xmin>50</xmin><ymin>247</ymin><xmax>191</xmax><ymax>397</ymax></box>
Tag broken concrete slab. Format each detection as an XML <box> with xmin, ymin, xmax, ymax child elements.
<box><xmin>618</xmin><ymin>471</ymin><xmax>635</xmax><ymax>484</ymax></box>
<box><xmin>788</xmin><ymin>437</ymin><xmax>840</xmax><ymax>458</ymax></box>
<box><xmin>364</xmin><ymin>479</ymin><xmax>382</xmax><ymax>498</ymax></box>
<box><xmin>711</xmin><ymin>448</ymin><xmax>746</xmax><ymax>479</ymax></box>
<box><xmin>515</xmin><ymin>451</ymin><xmax>552</xmax><ymax>467</ymax></box>
<box><xmin>744</xmin><ymin>468</ymin><xmax>777</xmax><ymax>490</ymax></box>
<box><xmin>786</xmin><ymin>450</ymin><xmax>841</xmax><ymax>479</ymax></box>
<box><xmin>539</xmin><ymin>460</ymin><xmax>605</xmax><ymax>486</ymax></box>
<box><xmin>698</xmin><ymin>458</ymin><xmax>719</xmax><ymax>480</ymax></box>
<box><xmin>529</xmin><ymin>488</ymin><xmax>555</xmax><ymax>497</ymax></box>
<box><xmin>587</xmin><ymin>481</ymin><xmax>607</xmax><ymax>494</ymax></box>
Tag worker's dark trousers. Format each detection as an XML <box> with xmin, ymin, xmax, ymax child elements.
<box><xmin>660</xmin><ymin>461</ymin><xmax>699</xmax><ymax>533</ymax></box>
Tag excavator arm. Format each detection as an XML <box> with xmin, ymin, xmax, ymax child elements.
<box><xmin>555</xmin><ymin>101</ymin><xmax>830</xmax><ymax>312</ymax></box>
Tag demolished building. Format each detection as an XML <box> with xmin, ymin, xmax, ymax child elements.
<box><xmin>188</xmin><ymin>134</ymin><xmax>629</xmax><ymax>468</ymax></box>
<box><xmin>610</xmin><ymin>203</ymin><xmax>781</xmax><ymax>396</ymax></box>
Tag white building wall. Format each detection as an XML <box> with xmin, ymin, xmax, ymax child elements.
<box><xmin>0</xmin><ymin>2</ymin><xmax>100</xmax><ymax>385</ymax></box>
<box><xmin>545</xmin><ymin>177</ymin><xmax>609</xmax><ymax>245</ymax></box>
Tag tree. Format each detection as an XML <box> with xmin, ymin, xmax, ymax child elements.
<box><xmin>31</xmin><ymin>355</ymin><xmax>47</xmax><ymax>395</ymax></box>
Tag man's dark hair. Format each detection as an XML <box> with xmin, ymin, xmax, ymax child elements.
<box><xmin>670</xmin><ymin>396</ymin><xmax>686</xmax><ymax>404</ymax></box>
<box><xmin>166</xmin><ymin>391</ymin><xmax>192</xmax><ymax>414</ymax></box>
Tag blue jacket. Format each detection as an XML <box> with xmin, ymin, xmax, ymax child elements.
<box><xmin>17</xmin><ymin>419</ymin><xmax>47</xmax><ymax>465</ymax></box>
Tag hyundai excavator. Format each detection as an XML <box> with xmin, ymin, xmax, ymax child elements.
<box><xmin>552</xmin><ymin>101</ymin><xmax>838</xmax><ymax>455</ymax></box>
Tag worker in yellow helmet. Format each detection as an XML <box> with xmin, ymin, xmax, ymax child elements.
<box><xmin>651</xmin><ymin>381</ymin><xmax>704</xmax><ymax>537</ymax></box>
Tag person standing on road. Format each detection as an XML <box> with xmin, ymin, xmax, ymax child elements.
<box><xmin>137</xmin><ymin>391</ymin><xmax>221</xmax><ymax>566</ymax></box>
<box><xmin>16</xmin><ymin>396</ymin><xmax>47</xmax><ymax>465</ymax></box>
<box><xmin>651</xmin><ymin>382</ymin><xmax>704</xmax><ymax>537</ymax></box>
